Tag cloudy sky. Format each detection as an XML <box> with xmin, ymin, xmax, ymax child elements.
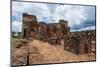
<box><xmin>12</xmin><ymin>1</ymin><xmax>96</xmax><ymax>32</ymax></box>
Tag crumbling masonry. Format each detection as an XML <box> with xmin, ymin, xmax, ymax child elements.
<box><xmin>21</xmin><ymin>13</ymin><xmax>96</xmax><ymax>54</ymax></box>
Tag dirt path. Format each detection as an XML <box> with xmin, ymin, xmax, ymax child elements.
<box><xmin>28</xmin><ymin>40</ymin><xmax>96</xmax><ymax>64</ymax></box>
<box><xmin>12</xmin><ymin>39</ymin><xmax>96</xmax><ymax>65</ymax></box>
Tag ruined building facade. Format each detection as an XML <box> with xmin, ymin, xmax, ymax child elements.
<box><xmin>22</xmin><ymin>13</ymin><xmax>70</xmax><ymax>44</ymax></box>
<box><xmin>21</xmin><ymin>13</ymin><xmax>96</xmax><ymax>54</ymax></box>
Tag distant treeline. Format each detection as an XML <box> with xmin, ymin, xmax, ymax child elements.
<box><xmin>12</xmin><ymin>32</ymin><xmax>21</xmax><ymax>39</ymax></box>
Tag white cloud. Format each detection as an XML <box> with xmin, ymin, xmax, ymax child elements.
<box><xmin>12</xmin><ymin>2</ymin><xmax>88</xmax><ymax>23</ymax></box>
<box><xmin>53</xmin><ymin>5</ymin><xmax>88</xmax><ymax>27</ymax></box>
<box><xmin>12</xmin><ymin>21</ymin><xmax>22</xmax><ymax>32</ymax></box>
<box><xmin>71</xmin><ymin>26</ymin><xmax>95</xmax><ymax>32</ymax></box>
<box><xmin>12</xmin><ymin>1</ymin><xmax>95</xmax><ymax>32</ymax></box>
<box><xmin>12</xmin><ymin>2</ymin><xmax>51</xmax><ymax>22</ymax></box>
<box><xmin>80</xmin><ymin>26</ymin><xmax>95</xmax><ymax>31</ymax></box>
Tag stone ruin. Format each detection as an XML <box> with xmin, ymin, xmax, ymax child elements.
<box><xmin>21</xmin><ymin>13</ymin><xmax>70</xmax><ymax>45</ymax></box>
<box><xmin>21</xmin><ymin>13</ymin><xmax>96</xmax><ymax>54</ymax></box>
<box><xmin>64</xmin><ymin>30</ymin><xmax>96</xmax><ymax>54</ymax></box>
<box><xmin>12</xmin><ymin>13</ymin><xmax>96</xmax><ymax>66</ymax></box>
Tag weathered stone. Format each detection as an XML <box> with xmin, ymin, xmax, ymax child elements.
<box><xmin>64</xmin><ymin>32</ymin><xmax>94</xmax><ymax>54</ymax></box>
<box><xmin>21</xmin><ymin>13</ymin><xmax>96</xmax><ymax>55</ymax></box>
<box><xmin>21</xmin><ymin>13</ymin><xmax>38</xmax><ymax>39</ymax></box>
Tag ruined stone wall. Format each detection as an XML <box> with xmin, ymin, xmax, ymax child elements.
<box><xmin>64</xmin><ymin>30</ymin><xmax>96</xmax><ymax>54</ymax></box>
<box><xmin>22</xmin><ymin>13</ymin><xmax>38</xmax><ymax>39</ymax></box>
<box><xmin>22</xmin><ymin>13</ymin><xmax>70</xmax><ymax>45</ymax></box>
<box><xmin>21</xmin><ymin>13</ymin><xmax>96</xmax><ymax>54</ymax></box>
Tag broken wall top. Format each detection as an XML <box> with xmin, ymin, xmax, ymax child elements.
<box><xmin>23</xmin><ymin>13</ymin><xmax>38</xmax><ymax>23</ymax></box>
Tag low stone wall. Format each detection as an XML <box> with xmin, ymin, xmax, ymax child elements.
<box><xmin>64</xmin><ymin>35</ymin><xmax>92</xmax><ymax>54</ymax></box>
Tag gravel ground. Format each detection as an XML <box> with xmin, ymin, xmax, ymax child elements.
<box><xmin>12</xmin><ymin>39</ymin><xmax>96</xmax><ymax>65</ymax></box>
